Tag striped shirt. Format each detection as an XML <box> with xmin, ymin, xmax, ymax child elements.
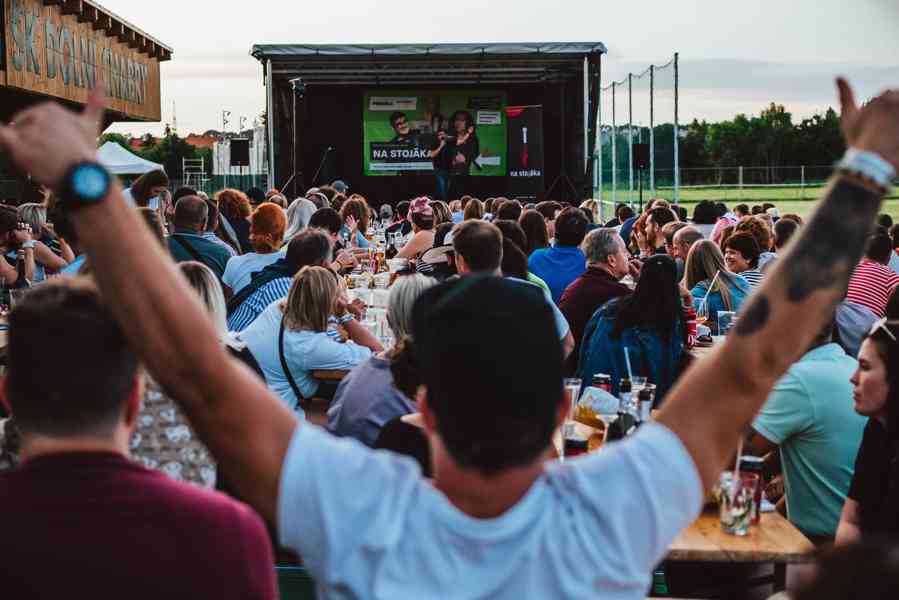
<box><xmin>228</xmin><ymin>277</ymin><xmax>293</xmax><ymax>332</ymax></box>
<box><xmin>741</xmin><ymin>269</ymin><xmax>764</xmax><ymax>289</ymax></box>
<box><xmin>846</xmin><ymin>259</ymin><xmax>899</xmax><ymax>318</ymax></box>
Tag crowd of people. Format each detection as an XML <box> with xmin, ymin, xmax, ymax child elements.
<box><xmin>0</xmin><ymin>78</ymin><xmax>897</xmax><ymax>599</ymax></box>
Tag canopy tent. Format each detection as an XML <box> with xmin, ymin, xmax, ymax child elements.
<box><xmin>96</xmin><ymin>141</ymin><xmax>165</xmax><ymax>175</ymax></box>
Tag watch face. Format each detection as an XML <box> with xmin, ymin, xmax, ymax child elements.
<box><xmin>72</xmin><ymin>164</ymin><xmax>110</xmax><ymax>201</ymax></box>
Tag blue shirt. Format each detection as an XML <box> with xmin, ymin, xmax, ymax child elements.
<box><xmin>753</xmin><ymin>344</ymin><xmax>866</xmax><ymax>537</ymax></box>
<box><xmin>277</xmin><ymin>421</ymin><xmax>702</xmax><ymax>599</ymax></box>
<box><xmin>527</xmin><ymin>246</ymin><xmax>587</xmax><ymax>304</ymax></box>
<box><xmin>690</xmin><ymin>273</ymin><xmax>751</xmax><ymax>327</ymax></box>
<box><xmin>223</xmin><ymin>252</ymin><xmax>283</xmax><ymax>294</ymax></box>
<box><xmin>60</xmin><ymin>255</ymin><xmax>86</xmax><ymax>276</ymax></box>
<box><xmin>240</xmin><ymin>302</ymin><xmax>372</xmax><ymax>413</ymax></box>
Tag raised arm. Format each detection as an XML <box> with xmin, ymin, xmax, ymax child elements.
<box><xmin>0</xmin><ymin>87</ymin><xmax>297</xmax><ymax>526</ymax></box>
<box><xmin>657</xmin><ymin>80</ymin><xmax>899</xmax><ymax>491</ymax></box>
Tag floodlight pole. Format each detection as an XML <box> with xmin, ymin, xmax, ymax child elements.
<box><xmin>650</xmin><ymin>64</ymin><xmax>655</xmax><ymax>196</ymax></box>
<box><xmin>674</xmin><ymin>52</ymin><xmax>680</xmax><ymax>205</ymax></box>
<box><xmin>612</xmin><ymin>82</ymin><xmax>617</xmax><ymax>205</ymax></box>
<box><xmin>628</xmin><ymin>73</ymin><xmax>634</xmax><ymax>208</ymax></box>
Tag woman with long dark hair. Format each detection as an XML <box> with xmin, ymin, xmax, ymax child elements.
<box><xmin>836</xmin><ymin>318</ymin><xmax>899</xmax><ymax>543</ymax></box>
<box><xmin>577</xmin><ymin>254</ymin><xmax>687</xmax><ymax>403</ymax></box>
<box><xmin>518</xmin><ymin>210</ymin><xmax>549</xmax><ymax>256</ymax></box>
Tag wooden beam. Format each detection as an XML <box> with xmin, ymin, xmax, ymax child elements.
<box><xmin>78</xmin><ymin>5</ymin><xmax>98</xmax><ymax>23</ymax></box>
<box><xmin>60</xmin><ymin>0</ymin><xmax>83</xmax><ymax>16</ymax></box>
<box><xmin>109</xmin><ymin>20</ymin><xmax>124</xmax><ymax>38</ymax></box>
<box><xmin>93</xmin><ymin>13</ymin><xmax>111</xmax><ymax>31</ymax></box>
<box><xmin>42</xmin><ymin>0</ymin><xmax>64</xmax><ymax>6</ymax></box>
<box><xmin>128</xmin><ymin>33</ymin><xmax>141</xmax><ymax>50</ymax></box>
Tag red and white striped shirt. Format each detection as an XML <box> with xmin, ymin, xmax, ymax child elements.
<box><xmin>846</xmin><ymin>259</ymin><xmax>899</xmax><ymax>318</ymax></box>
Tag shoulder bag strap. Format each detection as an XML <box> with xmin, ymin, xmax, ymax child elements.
<box><xmin>171</xmin><ymin>234</ymin><xmax>207</xmax><ymax>266</ymax></box>
<box><xmin>279</xmin><ymin>316</ymin><xmax>307</xmax><ymax>412</ymax></box>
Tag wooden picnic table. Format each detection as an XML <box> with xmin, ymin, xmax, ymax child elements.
<box><xmin>667</xmin><ymin>509</ymin><xmax>815</xmax><ymax>592</ymax></box>
<box><xmin>312</xmin><ymin>369</ymin><xmax>351</xmax><ymax>382</ymax></box>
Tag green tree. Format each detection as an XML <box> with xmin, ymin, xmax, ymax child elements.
<box><xmin>98</xmin><ymin>133</ymin><xmax>131</xmax><ymax>148</ymax></box>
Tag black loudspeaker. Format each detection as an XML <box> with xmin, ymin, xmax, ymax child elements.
<box><xmin>633</xmin><ymin>143</ymin><xmax>650</xmax><ymax>170</ymax></box>
<box><xmin>230</xmin><ymin>139</ymin><xmax>250</xmax><ymax>167</ymax></box>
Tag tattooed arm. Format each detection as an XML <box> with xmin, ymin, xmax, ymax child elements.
<box><xmin>658</xmin><ymin>80</ymin><xmax>899</xmax><ymax>491</ymax></box>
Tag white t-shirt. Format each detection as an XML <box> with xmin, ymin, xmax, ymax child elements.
<box><xmin>222</xmin><ymin>252</ymin><xmax>283</xmax><ymax>293</ymax></box>
<box><xmin>278</xmin><ymin>421</ymin><xmax>702</xmax><ymax>599</ymax></box>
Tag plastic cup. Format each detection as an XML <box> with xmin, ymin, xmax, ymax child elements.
<box><xmin>718</xmin><ymin>471</ymin><xmax>760</xmax><ymax>536</ymax></box>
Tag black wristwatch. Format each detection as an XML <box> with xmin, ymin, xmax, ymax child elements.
<box><xmin>59</xmin><ymin>161</ymin><xmax>112</xmax><ymax>210</ymax></box>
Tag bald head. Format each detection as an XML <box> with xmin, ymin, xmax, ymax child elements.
<box><xmin>672</xmin><ymin>226</ymin><xmax>704</xmax><ymax>261</ymax></box>
<box><xmin>173</xmin><ymin>195</ymin><xmax>208</xmax><ymax>232</ymax></box>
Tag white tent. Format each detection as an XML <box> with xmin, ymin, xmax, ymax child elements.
<box><xmin>96</xmin><ymin>141</ymin><xmax>165</xmax><ymax>175</ymax></box>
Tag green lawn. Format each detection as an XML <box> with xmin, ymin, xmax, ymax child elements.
<box><xmin>597</xmin><ymin>185</ymin><xmax>899</xmax><ymax>221</ymax></box>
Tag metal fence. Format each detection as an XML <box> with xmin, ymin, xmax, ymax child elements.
<box><xmin>596</xmin><ymin>53</ymin><xmax>679</xmax><ymax>221</ymax></box>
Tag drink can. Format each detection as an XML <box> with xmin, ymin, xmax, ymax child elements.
<box><xmin>592</xmin><ymin>373</ymin><xmax>612</xmax><ymax>393</ymax></box>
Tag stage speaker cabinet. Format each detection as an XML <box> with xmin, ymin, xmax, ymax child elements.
<box><xmin>230</xmin><ymin>139</ymin><xmax>250</xmax><ymax>167</ymax></box>
<box><xmin>633</xmin><ymin>143</ymin><xmax>650</xmax><ymax>170</ymax></box>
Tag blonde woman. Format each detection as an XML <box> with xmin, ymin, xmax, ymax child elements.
<box><xmin>17</xmin><ymin>203</ymin><xmax>72</xmax><ymax>281</ymax></box>
<box><xmin>130</xmin><ymin>261</ymin><xmax>225</xmax><ymax>487</ymax></box>
<box><xmin>579</xmin><ymin>199</ymin><xmax>601</xmax><ymax>225</ymax></box>
<box><xmin>463</xmin><ymin>198</ymin><xmax>484</xmax><ymax>221</ymax></box>
<box><xmin>683</xmin><ymin>239</ymin><xmax>751</xmax><ymax>331</ymax></box>
<box><xmin>239</xmin><ymin>266</ymin><xmax>383</xmax><ymax>414</ymax></box>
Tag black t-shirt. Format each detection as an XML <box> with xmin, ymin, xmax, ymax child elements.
<box><xmin>847</xmin><ymin>418</ymin><xmax>899</xmax><ymax>538</ymax></box>
<box><xmin>451</xmin><ymin>134</ymin><xmax>480</xmax><ymax>175</ymax></box>
<box><xmin>430</xmin><ymin>135</ymin><xmax>453</xmax><ymax>172</ymax></box>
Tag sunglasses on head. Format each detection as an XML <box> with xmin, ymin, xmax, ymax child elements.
<box><xmin>869</xmin><ymin>317</ymin><xmax>899</xmax><ymax>342</ymax></box>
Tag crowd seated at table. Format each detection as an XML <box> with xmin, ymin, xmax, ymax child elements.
<box><xmin>0</xmin><ymin>77</ymin><xmax>898</xmax><ymax>599</ymax></box>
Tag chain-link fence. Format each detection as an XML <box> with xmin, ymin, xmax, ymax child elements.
<box><xmin>597</xmin><ymin>54</ymin><xmax>679</xmax><ymax>221</ymax></box>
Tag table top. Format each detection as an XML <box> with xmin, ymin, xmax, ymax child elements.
<box><xmin>312</xmin><ymin>369</ymin><xmax>350</xmax><ymax>382</ymax></box>
<box><xmin>667</xmin><ymin>510</ymin><xmax>815</xmax><ymax>564</ymax></box>
<box><xmin>691</xmin><ymin>335</ymin><xmax>724</xmax><ymax>360</ymax></box>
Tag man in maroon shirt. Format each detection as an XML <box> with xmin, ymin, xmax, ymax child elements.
<box><xmin>0</xmin><ymin>280</ymin><xmax>276</xmax><ymax>600</ymax></box>
<box><xmin>559</xmin><ymin>228</ymin><xmax>634</xmax><ymax>370</ymax></box>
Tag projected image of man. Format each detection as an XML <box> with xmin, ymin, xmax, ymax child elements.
<box><xmin>389</xmin><ymin>112</ymin><xmax>417</xmax><ymax>144</ymax></box>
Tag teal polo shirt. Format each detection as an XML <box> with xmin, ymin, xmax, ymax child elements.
<box><xmin>167</xmin><ymin>229</ymin><xmax>233</xmax><ymax>280</ymax></box>
<box><xmin>753</xmin><ymin>343</ymin><xmax>866</xmax><ymax>537</ymax></box>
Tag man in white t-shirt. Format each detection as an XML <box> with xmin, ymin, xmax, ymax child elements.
<box><xmin>2</xmin><ymin>76</ymin><xmax>897</xmax><ymax>599</ymax></box>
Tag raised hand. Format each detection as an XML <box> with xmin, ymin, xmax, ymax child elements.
<box><xmin>0</xmin><ymin>84</ymin><xmax>105</xmax><ymax>190</ymax></box>
<box><xmin>838</xmin><ymin>77</ymin><xmax>899</xmax><ymax>170</ymax></box>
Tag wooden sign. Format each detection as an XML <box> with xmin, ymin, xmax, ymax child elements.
<box><xmin>3</xmin><ymin>0</ymin><xmax>162</xmax><ymax>121</ymax></box>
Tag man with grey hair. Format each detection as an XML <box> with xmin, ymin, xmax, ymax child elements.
<box><xmin>559</xmin><ymin>228</ymin><xmax>635</xmax><ymax>370</ymax></box>
<box><xmin>671</xmin><ymin>226</ymin><xmax>704</xmax><ymax>280</ymax></box>
<box><xmin>167</xmin><ymin>195</ymin><xmax>232</xmax><ymax>280</ymax></box>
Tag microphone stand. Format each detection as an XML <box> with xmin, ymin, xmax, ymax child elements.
<box><xmin>311</xmin><ymin>147</ymin><xmax>333</xmax><ymax>188</ymax></box>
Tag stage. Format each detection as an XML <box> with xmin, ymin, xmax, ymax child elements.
<box><xmin>251</xmin><ymin>43</ymin><xmax>606</xmax><ymax>206</ymax></box>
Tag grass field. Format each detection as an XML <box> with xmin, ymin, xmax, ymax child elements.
<box><xmin>597</xmin><ymin>185</ymin><xmax>899</xmax><ymax>221</ymax></box>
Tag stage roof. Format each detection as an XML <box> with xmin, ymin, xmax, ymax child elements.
<box><xmin>250</xmin><ymin>43</ymin><xmax>606</xmax><ymax>86</ymax></box>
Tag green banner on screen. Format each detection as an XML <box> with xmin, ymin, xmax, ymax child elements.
<box><xmin>362</xmin><ymin>90</ymin><xmax>507</xmax><ymax>177</ymax></box>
